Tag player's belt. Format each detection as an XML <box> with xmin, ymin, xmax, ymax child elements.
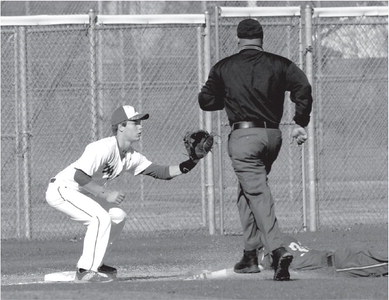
<box><xmin>232</xmin><ymin>121</ymin><xmax>279</xmax><ymax>130</ymax></box>
<box><xmin>50</xmin><ymin>178</ymin><xmax>56</xmax><ymax>183</ymax></box>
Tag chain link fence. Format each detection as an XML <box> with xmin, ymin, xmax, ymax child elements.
<box><xmin>215</xmin><ymin>7</ymin><xmax>388</xmax><ymax>234</ymax></box>
<box><xmin>1</xmin><ymin>28</ymin><xmax>19</xmax><ymax>238</ymax></box>
<box><xmin>313</xmin><ymin>13</ymin><xmax>388</xmax><ymax>228</ymax></box>
<box><xmin>1</xmin><ymin>6</ymin><xmax>388</xmax><ymax>240</ymax></box>
<box><xmin>1</xmin><ymin>17</ymin><xmax>208</xmax><ymax>239</ymax></box>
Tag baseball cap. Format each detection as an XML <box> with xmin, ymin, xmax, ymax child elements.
<box><xmin>237</xmin><ymin>19</ymin><xmax>263</xmax><ymax>39</ymax></box>
<box><xmin>111</xmin><ymin>105</ymin><xmax>149</xmax><ymax>125</ymax></box>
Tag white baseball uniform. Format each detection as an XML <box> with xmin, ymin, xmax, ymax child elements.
<box><xmin>45</xmin><ymin>136</ymin><xmax>152</xmax><ymax>272</ymax></box>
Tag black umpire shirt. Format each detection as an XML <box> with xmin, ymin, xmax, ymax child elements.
<box><xmin>198</xmin><ymin>49</ymin><xmax>313</xmax><ymax>127</ymax></box>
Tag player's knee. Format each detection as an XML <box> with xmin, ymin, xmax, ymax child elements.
<box><xmin>109</xmin><ymin>207</ymin><xmax>127</xmax><ymax>224</ymax></box>
<box><xmin>98</xmin><ymin>212</ymin><xmax>112</xmax><ymax>229</ymax></box>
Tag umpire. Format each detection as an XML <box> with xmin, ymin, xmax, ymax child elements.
<box><xmin>198</xmin><ymin>19</ymin><xmax>313</xmax><ymax>281</ymax></box>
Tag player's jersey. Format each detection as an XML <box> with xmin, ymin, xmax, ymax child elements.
<box><xmin>260</xmin><ymin>235</ymin><xmax>331</xmax><ymax>271</ymax></box>
<box><xmin>282</xmin><ymin>236</ymin><xmax>330</xmax><ymax>270</ymax></box>
<box><xmin>259</xmin><ymin>235</ymin><xmax>388</xmax><ymax>277</ymax></box>
<box><xmin>54</xmin><ymin>136</ymin><xmax>152</xmax><ymax>190</ymax></box>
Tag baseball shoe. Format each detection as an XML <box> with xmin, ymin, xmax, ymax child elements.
<box><xmin>272</xmin><ymin>247</ymin><xmax>293</xmax><ymax>281</ymax></box>
<box><xmin>75</xmin><ymin>268</ymin><xmax>113</xmax><ymax>283</ymax></box>
<box><xmin>98</xmin><ymin>264</ymin><xmax>117</xmax><ymax>278</ymax></box>
<box><xmin>234</xmin><ymin>249</ymin><xmax>261</xmax><ymax>273</ymax></box>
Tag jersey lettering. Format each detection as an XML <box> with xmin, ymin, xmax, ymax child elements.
<box><xmin>288</xmin><ymin>242</ymin><xmax>310</xmax><ymax>257</ymax></box>
<box><xmin>102</xmin><ymin>163</ymin><xmax>115</xmax><ymax>178</ymax></box>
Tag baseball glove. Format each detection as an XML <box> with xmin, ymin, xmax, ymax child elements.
<box><xmin>184</xmin><ymin>130</ymin><xmax>214</xmax><ymax>162</ymax></box>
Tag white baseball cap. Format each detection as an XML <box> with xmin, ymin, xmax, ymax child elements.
<box><xmin>111</xmin><ymin>105</ymin><xmax>149</xmax><ymax>125</ymax></box>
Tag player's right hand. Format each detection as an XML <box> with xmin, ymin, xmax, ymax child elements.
<box><xmin>105</xmin><ymin>190</ymin><xmax>126</xmax><ymax>204</ymax></box>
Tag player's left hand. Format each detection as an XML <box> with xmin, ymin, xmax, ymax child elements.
<box><xmin>183</xmin><ymin>130</ymin><xmax>214</xmax><ymax>162</ymax></box>
<box><xmin>292</xmin><ymin>126</ymin><xmax>308</xmax><ymax>145</ymax></box>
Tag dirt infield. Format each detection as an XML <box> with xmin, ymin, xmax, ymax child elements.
<box><xmin>2</xmin><ymin>225</ymin><xmax>388</xmax><ymax>299</ymax></box>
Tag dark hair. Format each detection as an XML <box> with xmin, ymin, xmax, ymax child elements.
<box><xmin>111</xmin><ymin>121</ymin><xmax>127</xmax><ymax>135</ymax></box>
<box><xmin>237</xmin><ymin>19</ymin><xmax>263</xmax><ymax>39</ymax></box>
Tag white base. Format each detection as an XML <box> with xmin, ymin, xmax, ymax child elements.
<box><xmin>185</xmin><ymin>268</ymin><xmax>234</xmax><ymax>280</ymax></box>
<box><xmin>44</xmin><ymin>271</ymin><xmax>76</xmax><ymax>282</ymax></box>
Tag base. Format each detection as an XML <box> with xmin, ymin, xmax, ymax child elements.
<box><xmin>44</xmin><ymin>271</ymin><xmax>76</xmax><ymax>282</ymax></box>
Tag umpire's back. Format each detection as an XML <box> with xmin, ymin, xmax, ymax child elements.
<box><xmin>199</xmin><ymin>18</ymin><xmax>312</xmax><ymax>128</ymax></box>
<box><xmin>211</xmin><ymin>49</ymin><xmax>303</xmax><ymax>126</ymax></box>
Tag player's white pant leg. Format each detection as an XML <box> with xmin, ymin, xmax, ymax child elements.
<box><xmin>102</xmin><ymin>207</ymin><xmax>127</xmax><ymax>261</ymax></box>
<box><xmin>108</xmin><ymin>207</ymin><xmax>127</xmax><ymax>243</ymax></box>
<box><xmin>95</xmin><ymin>201</ymin><xmax>127</xmax><ymax>246</ymax></box>
<box><xmin>46</xmin><ymin>183</ymin><xmax>112</xmax><ymax>272</ymax></box>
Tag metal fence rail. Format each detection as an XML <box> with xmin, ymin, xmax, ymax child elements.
<box><xmin>1</xmin><ymin>6</ymin><xmax>387</xmax><ymax>240</ymax></box>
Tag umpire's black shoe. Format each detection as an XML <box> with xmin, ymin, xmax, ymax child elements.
<box><xmin>98</xmin><ymin>264</ymin><xmax>117</xmax><ymax>278</ymax></box>
<box><xmin>272</xmin><ymin>247</ymin><xmax>293</xmax><ymax>281</ymax></box>
<box><xmin>234</xmin><ymin>249</ymin><xmax>261</xmax><ymax>273</ymax></box>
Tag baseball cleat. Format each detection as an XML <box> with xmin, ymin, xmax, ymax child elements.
<box><xmin>272</xmin><ymin>247</ymin><xmax>293</xmax><ymax>281</ymax></box>
<box><xmin>234</xmin><ymin>249</ymin><xmax>261</xmax><ymax>273</ymax></box>
<box><xmin>98</xmin><ymin>264</ymin><xmax>117</xmax><ymax>278</ymax></box>
<box><xmin>75</xmin><ymin>268</ymin><xmax>113</xmax><ymax>283</ymax></box>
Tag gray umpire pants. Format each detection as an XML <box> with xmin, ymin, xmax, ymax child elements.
<box><xmin>228</xmin><ymin>127</ymin><xmax>284</xmax><ymax>252</ymax></box>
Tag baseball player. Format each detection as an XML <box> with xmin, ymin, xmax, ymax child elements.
<box><xmin>257</xmin><ymin>235</ymin><xmax>388</xmax><ymax>277</ymax></box>
<box><xmin>45</xmin><ymin>105</ymin><xmax>209</xmax><ymax>283</ymax></box>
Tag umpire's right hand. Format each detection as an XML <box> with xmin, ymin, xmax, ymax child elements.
<box><xmin>292</xmin><ymin>125</ymin><xmax>308</xmax><ymax>145</ymax></box>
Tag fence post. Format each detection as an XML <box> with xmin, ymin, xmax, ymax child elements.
<box><xmin>299</xmin><ymin>6</ymin><xmax>308</xmax><ymax>231</ymax></box>
<box><xmin>304</xmin><ymin>5</ymin><xmax>317</xmax><ymax>232</ymax></box>
<box><xmin>136</xmin><ymin>26</ymin><xmax>145</xmax><ymax>206</ymax></box>
<box><xmin>14</xmin><ymin>28</ymin><xmax>21</xmax><ymax>238</ymax></box>
<box><xmin>197</xmin><ymin>26</ymin><xmax>207</xmax><ymax>227</ymax></box>
<box><xmin>204</xmin><ymin>11</ymin><xmax>216</xmax><ymax>235</ymax></box>
<box><xmin>18</xmin><ymin>26</ymin><xmax>32</xmax><ymax>239</ymax></box>
<box><xmin>89</xmin><ymin>9</ymin><xmax>99</xmax><ymax>140</ymax></box>
<box><xmin>96</xmin><ymin>12</ymin><xmax>104</xmax><ymax>139</ymax></box>
<box><xmin>285</xmin><ymin>12</ymin><xmax>294</xmax><ymax>214</ymax></box>
<box><xmin>214</xmin><ymin>6</ymin><xmax>225</xmax><ymax>235</ymax></box>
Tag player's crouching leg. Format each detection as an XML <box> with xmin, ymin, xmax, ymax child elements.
<box><xmin>98</xmin><ymin>207</ymin><xmax>127</xmax><ymax>279</ymax></box>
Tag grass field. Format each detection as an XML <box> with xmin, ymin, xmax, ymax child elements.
<box><xmin>1</xmin><ymin>225</ymin><xmax>388</xmax><ymax>300</ymax></box>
